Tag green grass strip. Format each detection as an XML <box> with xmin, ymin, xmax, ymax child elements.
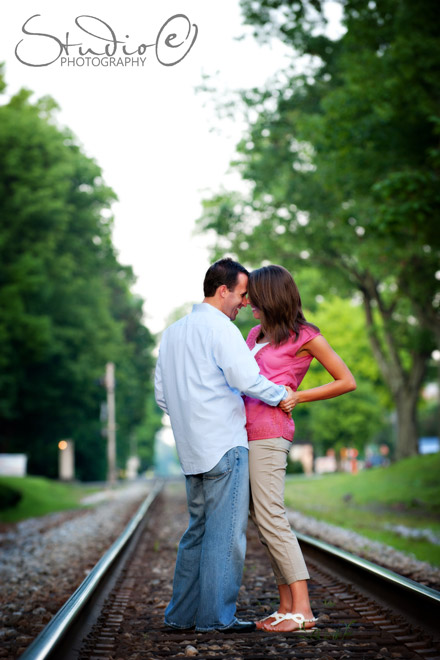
<box><xmin>0</xmin><ymin>476</ymin><xmax>98</xmax><ymax>523</ymax></box>
<box><xmin>284</xmin><ymin>453</ymin><xmax>440</xmax><ymax>567</ymax></box>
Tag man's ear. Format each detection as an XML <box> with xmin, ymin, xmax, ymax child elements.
<box><xmin>218</xmin><ymin>284</ymin><xmax>228</xmax><ymax>298</ymax></box>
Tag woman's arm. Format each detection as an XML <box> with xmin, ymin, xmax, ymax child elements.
<box><xmin>279</xmin><ymin>335</ymin><xmax>356</xmax><ymax>412</ymax></box>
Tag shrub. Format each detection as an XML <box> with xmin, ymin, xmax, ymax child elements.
<box><xmin>286</xmin><ymin>459</ymin><xmax>304</xmax><ymax>475</ymax></box>
<box><xmin>0</xmin><ymin>483</ymin><xmax>22</xmax><ymax>510</ymax></box>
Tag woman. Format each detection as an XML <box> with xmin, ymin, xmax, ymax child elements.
<box><xmin>244</xmin><ymin>265</ymin><xmax>356</xmax><ymax>633</ymax></box>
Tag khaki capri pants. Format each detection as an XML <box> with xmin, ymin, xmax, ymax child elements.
<box><xmin>249</xmin><ymin>437</ymin><xmax>309</xmax><ymax>585</ymax></box>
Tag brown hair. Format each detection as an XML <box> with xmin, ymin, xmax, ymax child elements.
<box><xmin>248</xmin><ymin>265</ymin><xmax>319</xmax><ymax>345</ymax></box>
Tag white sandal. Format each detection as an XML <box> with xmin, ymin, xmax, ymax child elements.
<box><xmin>257</xmin><ymin>611</ymin><xmax>285</xmax><ymax>626</ymax></box>
<box><xmin>265</xmin><ymin>612</ymin><xmax>318</xmax><ymax>632</ymax></box>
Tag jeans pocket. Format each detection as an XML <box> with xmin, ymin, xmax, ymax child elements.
<box><xmin>204</xmin><ymin>449</ymin><xmax>233</xmax><ymax>479</ymax></box>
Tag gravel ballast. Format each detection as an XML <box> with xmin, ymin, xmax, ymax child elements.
<box><xmin>0</xmin><ymin>481</ymin><xmax>151</xmax><ymax>659</ymax></box>
<box><xmin>0</xmin><ymin>478</ymin><xmax>438</xmax><ymax>659</ymax></box>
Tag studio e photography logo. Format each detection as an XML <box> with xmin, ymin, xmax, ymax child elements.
<box><xmin>14</xmin><ymin>13</ymin><xmax>198</xmax><ymax>68</ymax></box>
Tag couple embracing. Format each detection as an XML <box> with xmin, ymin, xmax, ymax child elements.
<box><xmin>155</xmin><ymin>258</ymin><xmax>356</xmax><ymax>633</ymax></box>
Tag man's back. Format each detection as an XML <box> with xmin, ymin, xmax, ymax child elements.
<box><xmin>155</xmin><ymin>303</ymin><xmax>250</xmax><ymax>474</ymax></box>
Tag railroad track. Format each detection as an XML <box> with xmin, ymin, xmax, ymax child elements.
<box><xmin>20</xmin><ymin>480</ymin><xmax>440</xmax><ymax>660</ymax></box>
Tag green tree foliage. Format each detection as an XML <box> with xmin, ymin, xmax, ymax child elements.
<box><xmin>306</xmin><ymin>296</ymin><xmax>387</xmax><ymax>400</ymax></box>
<box><xmin>198</xmin><ymin>0</ymin><xmax>439</xmax><ymax>458</ymax></box>
<box><xmin>134</xmin><ymin>392</ymin><xmax>164</xmax><ymax>472</ymax></box>
<box><xmin>105</xmin><ymin>269</ymin><xmax>158</xmax><ymax>473</ymax></box>
<box><xmin>0</xmin><ymin>70</ymin><xmax>159</xmax><ymax>479</ymax></box>
<box><xmin>304</xmin><ymin>296</ymin><xmax>388</xmax><ymax>455</ymax></box>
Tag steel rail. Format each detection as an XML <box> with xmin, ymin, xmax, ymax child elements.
<box><xmin>19</xmin><ymin>481</ymin><xmax>439</xmax><ymax>658</ymax></box>
<box><xmin>20</xmin><ymin>480</ymin><xmax>163</xmax><ymax>660</ymax></box>
<box><xmin>295</xmin><ymin>529</ymin><xmax>440</xmax><ymax>604</ymax></box>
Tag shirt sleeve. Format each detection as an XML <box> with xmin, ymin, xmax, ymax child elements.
<box><xmin>214</xmin><ymin>323</ymin><xmax>287</xmax><ymax>405</ymax></box>
<box><xmin>154</xmin><ymin>349</ymin><xmax>169</xmax><ymax>415</ymax></box>
<box><xmin>297</xmin><ymin>325</ymin><xmax>321</xmax><ymax>350</ymax></box>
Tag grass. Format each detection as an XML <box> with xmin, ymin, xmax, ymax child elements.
<box><xmin>0</xmin><ymin>476</ymin><xmax>99</xmax><ymax>523</ymax></box>
<box><xmin>284</xmin><ymin>453</ymin><xmax>440</xmax><ymax>567</ymax></box>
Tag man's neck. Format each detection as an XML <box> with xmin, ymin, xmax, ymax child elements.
<box><xmin>203</xmin><ymin>297</ymin><xmax>223</xmax><ymax>312</ymax></box>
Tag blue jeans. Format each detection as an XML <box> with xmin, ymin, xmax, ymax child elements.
<box><xmin>164</xmin><ymin>446</ymin><xmax>250</xmax><ymax>631</ymax></box>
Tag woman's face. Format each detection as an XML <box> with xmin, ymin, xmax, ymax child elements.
<box><xmin>249</xmin><ymin>298</ymin><xmax>261</xmax><ymax>319</ymax></box>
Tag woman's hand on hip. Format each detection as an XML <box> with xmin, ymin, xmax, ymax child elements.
<box><xmin>279</xmin><ymin>386</ymin><xmax>300</xmax><ymax>413</ymax></box>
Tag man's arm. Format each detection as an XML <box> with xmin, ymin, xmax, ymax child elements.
<box><xmin>214</xmin><ymin>324</ymin><xmax>288</xmax><ymax>406</ymax></box>
<box><xmin>241</xmin><ymin>372</ymin><xmax>288</xmax><ymax>405</ymax></box>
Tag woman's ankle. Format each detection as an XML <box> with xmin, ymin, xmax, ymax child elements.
<box><xmin>278</xmin><ymin>602</ymin><xmax>293</xmax><ymax>614</ymax></box>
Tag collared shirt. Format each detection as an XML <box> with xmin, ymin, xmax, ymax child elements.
<box><xmin>155</xmin><ymin>303</ymin><xmax>287</xmax><ymax>475</ymax></box>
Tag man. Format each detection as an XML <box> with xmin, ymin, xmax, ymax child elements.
<box><xmin>155</xmin><ymin>258</ymin><xmax>295</xmax><ymax>633</ymax></box>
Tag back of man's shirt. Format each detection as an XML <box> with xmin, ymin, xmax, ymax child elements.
<box><xmin>155</xmin><ymin>303</ymin><xmax>285</xmax><ymax>474</ymax></box>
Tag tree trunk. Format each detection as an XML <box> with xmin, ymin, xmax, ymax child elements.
<box><xmin>395</xmin><ymin>389</ymin><xmax>420</xmax><ymax>459</ymax></box>
<box><xmin>360</xmin><ymin>277</ymin><xmax>428</xmax><ymax>459</ymax></box>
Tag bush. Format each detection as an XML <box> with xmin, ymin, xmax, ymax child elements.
<box><xmin>0</xmin><ymin>483</ymin><xmax>22</xmax><ymax>510</ymax></box>
<box><xmin>286</xmin><ymin>459</ymin><xmax>304</xmax><ymax>475</ymax></box>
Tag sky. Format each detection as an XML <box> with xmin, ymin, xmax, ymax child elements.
<box><xmin>0</xmin><ymin>0</ymin><xmax>302</xmax><ymax>333</ymax></box>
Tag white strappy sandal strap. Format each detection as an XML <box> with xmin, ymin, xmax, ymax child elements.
<box><xmin>262</xmin><ymin>611</ymin><xmax>285</xmax><ymax>624</ymax></box>
<box><xmin>270</xmin><ymin>612</ymin><xmax>318</xmax><ymax>628</ymax></box>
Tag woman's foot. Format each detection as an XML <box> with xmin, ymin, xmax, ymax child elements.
<box><xmin>262</xmin><ymin>612</ymin><xmax>318</xmax><ymax>633</ymax></box>
<box><xmin>255</xmin><ymin>611</ymin><xmax>284</xmax><ymax>630</ymax></box>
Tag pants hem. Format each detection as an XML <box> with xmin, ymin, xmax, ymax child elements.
<box><xmin>165</xmin><ymin>620</ymin><xmax>196</xmax><ymax>629</ymax></box>
<box><xmin>196</xmin><ymin>617</ymin><xmax>237</xmax><ymax>632</ymax></box>
<box><xmin>276</xmin><ymin>572</ymin><xmax>310</xmax><ymax>585</ymax></box>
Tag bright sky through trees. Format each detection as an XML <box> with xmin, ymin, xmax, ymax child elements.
<box><xmin>0</xmin><ymin>0</ymin><xmax>327</xmax><ymax>332</ymax></box>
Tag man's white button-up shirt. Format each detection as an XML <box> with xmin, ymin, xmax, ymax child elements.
<box><xmin>155</xmin><ymin>303</ymin><xmax>286</xmax><ymax>475</ymax></box>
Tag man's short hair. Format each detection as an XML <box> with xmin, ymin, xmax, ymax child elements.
<box><xmin>203</xmin><ymin>258</ymin><xmax>249</xmax><ymax>297</ymax></box>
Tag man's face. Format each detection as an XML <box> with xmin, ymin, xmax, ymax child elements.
<box><xmin>223</xmin><ymin>272</ymin><xmax>249</xmax><ymax>321</ymax></box>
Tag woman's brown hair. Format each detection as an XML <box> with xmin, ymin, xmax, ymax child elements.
<box><xmin>248</xmin><ymin>265</ymin><xmax>319</xmax><ymax>346</ymax></box>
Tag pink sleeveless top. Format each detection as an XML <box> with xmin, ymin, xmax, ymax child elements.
<box><xmin>244</xmin><ymin>323</ymin><xmax>320</xmax><ymax>442</ymax></box>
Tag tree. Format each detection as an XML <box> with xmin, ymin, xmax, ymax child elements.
<box><xmin>134</xmin><ymin>392</ymin><xmax>164</xmax><ymax>472</ymax></box>
<box><xmin>301</xmin><ymin>295</ymin><xmax>389</xmax><ymax>455</ymax></box>
<box><xmin>105</xmin><ymin>268</ymin><xmax>159</xmax><ymax>472</ymax></box>
<box><xmin>198</xmin><ymin>0</ymin><xmax>439</xmax><ymax>458</ymax></box>
<box><xmin>0</xmin><ymin>69</ymin><xmax>158</xmax><ymax>479</ymax></box>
